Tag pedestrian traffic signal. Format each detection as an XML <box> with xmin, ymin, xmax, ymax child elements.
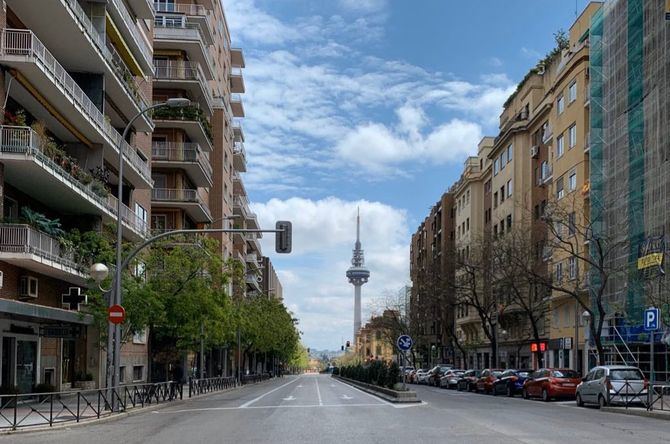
<box><xmin>275</xmin><ymin>221</ymin><xmax>292</xmax><ymax>253</ymax></box>
<box><xmin>341</xmin><ymin>345</ymin><xmax>344</xmax><ymax>351</ymax></box>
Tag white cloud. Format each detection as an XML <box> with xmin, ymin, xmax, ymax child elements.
<box><xmin>489</xmin><ymin>56</ymin><xmax>504</xmax><ymax>67</ymax></box>
<box><xmin>338</xmin><ymin>0</ymin><xmax>387</xmax><ymax>13</ymax></box>
<box><xmin>521</xmin><ymin>47</ymin><xmax>543</xmax><ymax>59</ymax></box>
<box><xmin>251</xmin><ymin>197</ymin><xmax>409</xmax><ymax>349</ymax></box>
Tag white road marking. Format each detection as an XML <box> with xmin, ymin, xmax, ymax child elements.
<box><xmin>340</xmin><ymin>395</ymin><xmax>353</xmax><ymax>400</ymax></box>
<box><xmin>315</xmin><ymin>376</ymin><xmax>323</xmax><ymax>406</ymax></box>
<box><xmin>239</xmin><ymin>377</ymin><xmax>301</xmax><ymax>408</ymax></box>
<box><xmin>297</xmin><ymin>385</ymin><xmax>303</xmax><ymax>388</ymax></box>
<box><xmin>154</xmin><ymin>403</ymin><xmax>384</xmax><ymax>413</ymax></box>
<box><xmin>282</xmin><ymin>396</ymin><xmax>296</xmax><ymax>401</ymax></box>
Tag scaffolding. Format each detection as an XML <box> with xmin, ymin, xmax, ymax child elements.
<box><xmin>589</xmin><ymin>0</ymin><xmax>670</xmax><ymax>382</ymax></box>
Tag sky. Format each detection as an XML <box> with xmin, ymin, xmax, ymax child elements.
<box><xmin>222</xmin><ymin>0</ymin><xmax>592</xmax><ymax>351</ymax></box>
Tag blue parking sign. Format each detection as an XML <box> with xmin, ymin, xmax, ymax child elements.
<box><xmin>644</xmin><ymin>307</ymin><xmax>660</xmax><ymax>331</ymax></box>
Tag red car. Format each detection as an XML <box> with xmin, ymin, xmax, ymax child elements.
<box><xmin>523</xmin><ymin>368</ymin><xmax>581</xmax><ymax>401</ymax></box>
<box><xmin>476</xmin><ymin>368</ymin><xmax>504</xmax><ymax>394</ymax></box>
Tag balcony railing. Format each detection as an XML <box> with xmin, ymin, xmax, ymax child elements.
<box><xmin>63</xmin><ymin>0</ymin><xmax>152</xmax><ymax>102</ymax></box>
<box><xmin>152</xmin><ymin>188</ymin><xmax>204</xmax><ymax>203</ymax></box>
<box><xmin>109</xmin><ymin>0</ymin><xmax>153</xmax><ymax>67</ymax></box>
<box><xmin>0</xmin><ymin>224</ymin><xmax>85</xmax><ymax>275</ymax></box>
<box><xmin>154</xmin><ymin>60</ymin><xmax>207</xmax><ymax>82</ymax></box>
<box><xmin>153</xmin><ymin>2</ymin><xmax>209</xmax><ymax>16</ymax></box>
<box><xmin>0</xmin><ymin>126</ymin><xmax>148</xmax><ymax>238</ymax></box>
<box><xmin>152</xmin><ymin>105</ymin><xmax>213</xmax><ymax>143</ymax></box>
<box><xmin>154</xmin><ymin>19</ymin><xmax>208</xmax><ymax>45</ymax></box>
<box><xmin>0</xmin><ymin>29</ymin><xmax>151</xmax><ymax>183</ymax></box>
<box><xmin>151</xmin><ymin>141</ymin><xmax>212</xmax><ymax>177</ymax></box>
<box><xmin>106</xmin><ymin>41</ymin><xmax>151</xmax><ymax>109</ymax></box>
<box><xmin>233</xmin><ymin>141</ymin><xmax>246</xmax><ymax>158</ymax></box>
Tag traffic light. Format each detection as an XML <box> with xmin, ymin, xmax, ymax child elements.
<box><xmin>307</xmin><ymin>347</ymin><xmax>311</xmax><ymax>354</ymax></box>
<box><xmin>346</xmin><ymin>341</ymin><xmax>350</xmax><ymax>348</ymax></box>
<box><xmin>275</xmin><ymin>221</ymin><xmax>292</xmax><ymax>254</ymax></box>
<box><xmin>341</xmin><ymin>345</ymin><xmax>344</xmax><ymax>351</ymax></box>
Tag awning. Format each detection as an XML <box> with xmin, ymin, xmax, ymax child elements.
<box><xmin>0</xmin><ymin>299</ymin><xmax>94</xmax><ymax>325</ymax></box>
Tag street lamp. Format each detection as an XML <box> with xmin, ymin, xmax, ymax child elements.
<box><xmin>107</xmin><ymin>98</ymin><xmax>191</xmax><ymax>398</ymax></box>
<box><xmin>582</xmin><ymin>310</ymin><xmax>591</xmax><ymax>373</ymax></box>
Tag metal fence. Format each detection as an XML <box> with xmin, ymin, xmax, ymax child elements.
<box><xmin>188</xmin><ymin>376</ymin><xmax>236</xmax><ymax>398</ymax></box>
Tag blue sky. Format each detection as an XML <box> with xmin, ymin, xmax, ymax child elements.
<box><xmin>223</xmin><ymin>0</ymin><xmax>593</xmax><ymax>350</ymax></box>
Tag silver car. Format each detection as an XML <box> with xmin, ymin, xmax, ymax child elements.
<box><xmin>575</xmin><ymin>365</ymin><xmax>648</xmax><ymax>408</ymax></box>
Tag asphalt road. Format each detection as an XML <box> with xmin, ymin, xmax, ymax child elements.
<box><xmin>2</xmin><ymin>375</ymin><xmax>668</xmax><ymax>443</ymax></box>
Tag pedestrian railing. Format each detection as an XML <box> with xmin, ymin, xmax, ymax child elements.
<box><xmin>188</xmin><ymin>376</ymin><xmax>236</xmax><ymax>398</ymax></box>
<box><xmin>241</xmin><ymin>374</ymin><xmax>271</xmax><ymax>385</ymax></box>
<box><xmin>607</xmin><ymin>380</ymin><xmax>648</xmax><ymax>410</ymax></box>
<box><xmin>0</xmin><ymin>381</ymin><xmax>181</xmax><ymax>431</ymax></box>
<box><xmin>647</xmin><ymin>384</ymin><xmax>670</xmax><ymax>412</ymax></box>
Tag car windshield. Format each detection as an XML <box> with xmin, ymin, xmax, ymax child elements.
<box><xmin>552</xmin><ymin>370</ymin><xmax>579</xmax><ymax>378</ymax></box>
<box><xmin>610</xmin><ymin>369</ymin><xmax>645</xmax><ymax>380</ymax></box>
<box><xmin>517</xmin><ymin>371</ymin><xmax>530</xmax><ymax>378</ymax></box>
<box><xmin>492</xmin><ymin>371</ymin><xmax>503</xmax><ymax>377</ymax></box>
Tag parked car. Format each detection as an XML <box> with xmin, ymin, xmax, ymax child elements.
<box><xmin>428</xmin><ymin>365</ymin><xmax>453</xmax><ymax>386</ymax></box>
<box><xmin>407</xmin><ymin>369</ymin><xmax>418</xmax><ymax>383</ymax></box>
<box><xmin>440</xmin><ymin>370</ymin><xmax>465</xmax><ymax>389</ymax></box>
<box><xmin>416</xmin><ymin>369</ymin><xmax>431</xmax><ymax>384</ymax></box>
<box><xmin>476</xmin><ymin>368</ymin><xmax>504</xmax><ymax>394</ymax></box>
<box><xmin>575</xmin><ymin>365</ymin><xmax>648</xmax><ymax>408</ymax></box>
<box><xmin>492</xmin><ymin>369</ymin><xmax>533</xmax><ymax>397</ymax></box>
<box><xmin>456</xmin><ymin>370</ymin><xmax>481</xmax><ymax>392</ymax></box>
<box><xmin>523</xmin><ymin>368</ymin><xmax>581</xmax><ymax>401</ymax></box>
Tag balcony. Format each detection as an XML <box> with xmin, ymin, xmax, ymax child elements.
<box><xmin>153</xmin><ymin>60</ymin><xmax>213</xmax><ymax>114</ymax></box>
<box><xmin>231</xmin><ymin>94</ymin><xmax>245</xmax><ymax>117</ymax></box>
<box><xmin>128</xmin><ymin>0</ymin><xmax>155</xmax><ymax>19</ymax></box>
<box><xmin>246</xmin><ymin>232</ymin><xmax>263</xmax><ymax>255</ymax></box>
<box><xmin>231</xmin><ymin>48</ymin><xmax>245</xmax><ymax>69</ymax></box>
<box><xmin>0</xmin><ymin>224</ymin><xmax>87</xmax><ymax>285</ymax></box>
<box><xmin>152</xmin><ymin>105</ymin><xmax>213</xmax><ymax>151</ymax></box>
<box><xmin>4</xmin><ymin>1</ymin><xmax>154</xmax><ymax>129</ymax></box>
<box><xmin>539</xmin><ymin>165</ymin><xmax>553</xmax><ymax>186</ymax></box>
<box><xmin>151</xmin><ymin>142</ymin><xmax>213</xmax><ymax>187</ymax></box>
<box><xmin>232</xmin><ymin>119</ymin><xmax>245</xmax><ymax>142</ymax></box>
<box><xmin>245</xmin><ymin>273</ymin><xmax>262</xmax><ymax>292</ymax></box>
<box><xmin>245</xmin><ymin>252</ymin><xmax>260</xmax><ymax>271</ymax></box>
<box><xmin>0</xmin><ymin>126</ymin><xmax>149</xmax><ymax>240</ymax></box>
<box><xmin>107</xmin><ymin>0</ymin><xmax>154</xmax><ymax>74</ymax></box>
<box><xmin>0</xmin><ymin>30</ymin><xmax>152</xmax><ymax>188</ymax></box>
<box><xmin>233</xmin><ymin>195</ymin><xmax>251</xmax><ymax>219</ymax></box>
<box><xmin>153</xmin><ymin>2</ymin><xmax>214</xmax><ymax>45</ymax></box>
<box><xmin>153</xmin><ymin>17</ymin><xmax>215</xmax><ymax>80</ymax></box>
<box><xmin>232</xmin><ymin>171</ymin><xmax>247</xmax><ymax>198</ymax></box>
<box><xmin>230</xmin><ymin>66</ymin><xmax>245</xmax><ymax>94</ymax></box>
<box><xmin>233</xmin><ymin>141</ymin><xmax>247</xmax><ymax>172</ymax></box>
<box><xmin>152</xmin><ymin>188</ymin><xmax>212</xmax><ymax>223</ymax></box>
<box><xmin>246</xmin><ymin>211</ymin><xmax>260</xmax><ymax>230</ymax></box>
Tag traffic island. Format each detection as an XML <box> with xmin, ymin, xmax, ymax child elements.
<box><xmin>332</xmin><ymin>376</ymin><xmax>420</xmax><ymax>403</ymax></box>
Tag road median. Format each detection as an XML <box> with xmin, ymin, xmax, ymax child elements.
<box><xmin>332</xmin><ymin>376</ymin><xmax>420</xmax><ymax>403</ymax></box>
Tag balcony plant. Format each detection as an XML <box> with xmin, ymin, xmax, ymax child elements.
<box><xmin>20</xmin><ymin>207</ymin><xmax>65</xmax><ymax>237</ymax></box>
<box><xmin>152</xmin><ymin>105</ymin><xmax>213</xmax><ymax>143</ymax></box>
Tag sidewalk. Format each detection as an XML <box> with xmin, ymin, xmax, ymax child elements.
<box><xmin>602</xmin><ymin>406</ymin><xmax>670</xmax><ymax>421</ymax></box>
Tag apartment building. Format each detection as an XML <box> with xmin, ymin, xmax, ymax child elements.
<box><xmin>409</xmin><ymin>192</ymin><xmax>455</xmax><ymax>366</ymax></box>
<box><xmin>262</xmin><ymin>256</ymin><xmax>283</xmax><ymax>300</ymax></box>
<box><xmin>0</xmin><ymin>0</ymin><xmax>154</xmax><ymax>391</ymax></box>
<box><xmin>452</xmin><ymin>138</ymin><xmax>492</xmax><ymax>369</ymax></box>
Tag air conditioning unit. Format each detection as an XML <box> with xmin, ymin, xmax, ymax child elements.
<box><xmin>530</xmin><ymin>145</ymin><xmax>539</xmax><ymax>158</ymax></box>
<box><xmin>19</xmin><ymin>276</ymin><xmax>38</xmax><ymax>299</ymax></box>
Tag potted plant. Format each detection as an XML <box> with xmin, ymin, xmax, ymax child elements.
<box><xmin>73</xmin><ymin>371</ymin><xmax>96</xmax><ymax>390</ymax></box>
<box><xmin>0</xmin><ymin>385</ymin><xmax>21</xmax><ymax>408</ymax></box>
<box><xmin>33</xmin><ymin>383</ymin><xmax>56</xmax><ymax>402</ymax></box>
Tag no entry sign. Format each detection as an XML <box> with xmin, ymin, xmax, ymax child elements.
<box><xmin>108</xmin><ymin>304</ymin><xmax>126</xmax><ymax>325</ymax></box>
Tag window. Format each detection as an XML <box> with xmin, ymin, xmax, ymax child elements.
<box><xmin>506</xmin><ymin>214</ymin><xmax>512</xmax><ymax>229</ymax></box>
<box><xmin>556</xmin><ymin>135</ymin><xmax>564</xmax><ymax>157</ymax></box>
<box><xmin>152</xmin><ymin>214</ymin><xmax>167</xmax><ymax>231</ymax></box>
<box><xmin>500</xmin><ymin>186</ymin><xmax>505</xmax><ymax>203</ymax></box>
<box><xmin>569</xmin><ymin>256</ymin><xmax>577</xmax><ymax>279</ymax></box>
<box><xmin>133</xmin><ymin>365</ymin><xmax>144</xmax><ymax>382</ymax></box>
<box><xmin>500</xmin><ymin>221</ymin><xmax>505</xmax><ymax>234</ymax></box>
<box><xmin>119</xmin><ymin>366</ymin><xmax>126</xmax><ymax>383</ymax></box>
<box><xmin>466</xmin><ymin>218</ymin><xmax>470</xmax><ymax>231</ymax></box>
<box><xmin>133</xmin><ymin>329</ymin><xmax>147</xmax><ymax>344</ymax></box>
<box><xmin>568</xmin><ymin>170</ymin><xmax>577</xmax><ymax>191</ymax></box>
<box><xmin>494</xmin><ymin>225</ymin><xmax>498</xmax><ymax>236</ymax></box>
<box><xmin>568</xmin><ymin>124</ymin><xmax>577</xmax><ymax>148</ymax></box>
<box><xmin>3</xmin><ymin>196</ymin><xmax>18</xmax><ymax>221</ymax></box>
<box><xmin>493</xmin><ymin>192</ymin><xmax>498</xmax><ymax>208</ymax></box>
<box><xmin>557</xmin><ymin>95</ymin><xmax>565</xmax><ymax>114</ymax></box>
<box><xmin>568</xmin><ymin>81</ymin><xmax>577</xmax><ymax>103</ymax></box>
<box><xmin>506</xmin><ymin>179</ymin><xmax>513</xmax><ymax>197</ymax></box>
<box><xmin>506</xmin><ymin>144</ymin><xmax>513</xmax><ymax>163</ymax></box>
<box><xmin>555</xmin><ymin>262</ymin><xmax>563</xmax><ymax>282</ymax></box>
<box><xmin>500</xmin><ymin>152</ymin><xmax>506</xmax><ymax>170</ymax></box>
<box><xmin>556</xmin><ymin>176</ymin><xmax>564</xmax><ymax>199</ymax></box>
<box><xmin>568</xmin><ymin>212</ymin><xmax>576</xmax><ymax>235</ymax></box>
<box><xmin>534</xmin><ymin>204</ymin><xmax>540</xmax><ymax>220</ymax></box>
<box><xmin>134</xmin><ymin>203</ymin><xmax>148</xmax><ymax>225</ymax></box>
<box><xmin>554</xmin><ymin>220</ymin><xmax>563</xmax><ymax>238</ymax></box>
<box><xmin>494</xmin><ymin>158</ymin><xmax>500</xmax><ymax>175</ymax></box>
<box><xmin>485</xmin><ymin>180</ymin><xmax>491</xmax><ymax>193</ymax></box>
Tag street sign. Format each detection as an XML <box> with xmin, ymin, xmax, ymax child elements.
<box><xmin>564</xmin><ymin>337</ymin><xmax>573</xmax><ymax>350</ymax></box>
<box><xmin>396</xmin><ymin>334</ymin><xmax>413</xmax><ymax>351</ymax></box>
<box><xmin>108</xmin><ymin>304</ymin><xmax>126</xmax><ymax>325</ymax></box>
<box><xmin>644</xmin><ymin>307</ymin><xmax>660</xmax><ymax>331</ymax></box>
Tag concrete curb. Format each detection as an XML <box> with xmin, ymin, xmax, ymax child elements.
<box><xmin>332</xmin><ymin>376</ymin><xmax>420</xmax><ymax>403</ymax></box>
<box><xmin>0</xmin><ymin>379</ymin><xmax>276</xmax><ymax>435</ymax></box>
<box><xmin>601</xmin><ymin>406</ymin><xmax>670</xmax><ymax>421</ymax></box>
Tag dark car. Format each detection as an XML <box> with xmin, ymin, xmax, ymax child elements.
<box><xmin>492</xmin><ymin>369</ymin><xmax>533</xmax><ymax>397</ymax></box>
<box><xmin>476</xmin><ymin>368</ymin><xmax>504</xmax><ymax>394</ymax></box>
<box><xmin>456</xmin><ymin>369</ymin><xmax>481</xmax><ymax>391</ymax></box>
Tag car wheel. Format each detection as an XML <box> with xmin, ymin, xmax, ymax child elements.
<box><xmin>507</xmin><ymin>385</ymin><xmax>513</xmax><ymax>397</ymax></box>
<box><xmin>523</xmin><ymin>388</ymin><xmax>529</xmax><ymax>399</ymax></box>
<box><xmin>598</xmin><ymin>395</ymin><xmax>607</xmax><ymax>409</ymax></box>
<box><xmin>542</xmin><ymin>389</ymin><xmax>550</xmax><ymax>402</ymax></box>
<box><xmin>491</xmin><ymin>386</ymin><xmax>497</xmax><ymax>396</ymax></box>
<box><xmin>576</xmin><ymin>393</ymin><xmax>584</xmax><ymax>407</ymax></box>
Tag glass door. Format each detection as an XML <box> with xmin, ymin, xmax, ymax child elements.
<box><xmin>16</xmin><ymin>340</ymin><xmax>37</xmax><ymax>393</ymax></box>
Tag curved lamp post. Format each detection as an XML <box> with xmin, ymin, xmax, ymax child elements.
<box><xmin>95</xmin><ymin>98</ymin><xmax>191</xmax><ymax>399</ymax></box>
